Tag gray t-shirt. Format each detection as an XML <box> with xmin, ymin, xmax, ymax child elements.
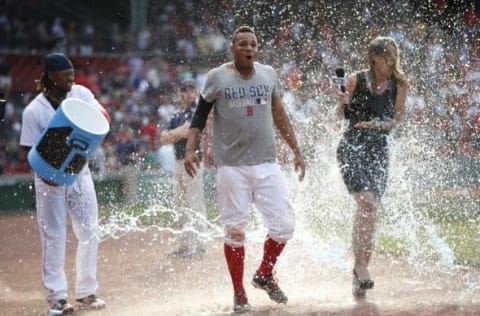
<box><xmin>201</xmin><ymin>62</ymin><xmax>282</xmax><ymax>166</ymax></box>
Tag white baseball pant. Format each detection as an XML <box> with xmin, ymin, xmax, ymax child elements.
<box><xmin>174</xmin><ymin>159</ymin><xmax>207</xmax><ymax>250</ymax></box>
<box><xmin>34</xmin><ymin>172</ymin><xmax>99</xmax><ymax>305</ymax></box>
<box><xmin>216</xmin><ymin>162</ymin><xmax>295</xmax><ymax>247</ymax></box>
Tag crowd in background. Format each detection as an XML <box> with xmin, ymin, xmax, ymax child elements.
<box><xmin>0</xmin><ymin>0</ymin><xmax>479</xmax><ymax>176</ymax></box>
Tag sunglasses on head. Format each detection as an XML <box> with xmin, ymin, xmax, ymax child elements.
<box><xmin>181</xmin><ymin>86</ymin><xmax>195</xmax><ymax>92</ymax></box>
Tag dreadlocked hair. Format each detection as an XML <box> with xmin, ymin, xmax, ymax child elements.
<box><xmin>34</xmin><ymin>73</ymin><xmax>52</xmax><ymax>95</ymax></box>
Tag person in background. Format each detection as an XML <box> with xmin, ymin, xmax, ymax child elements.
<box><xmin>113</xmin><ymin>126</ymin><xmax>141</xmax><ymax>203</ymax></box>
<box><xmin>0</xmin><ymin>54</ymin><xmax>11</xmax><ymax>101</ymax></box>
<box><xmin>183</xmin><ymin>25</ymin><xmax>305</xmax><ymax>313</ymax></box>
<box><xmin>0</xmin><ymin>55</ymin><xmax>11</xmax><ymax>173</ymax></box>
<box><xmin>88</xmin><ymin>146</ymin><xmax>107</xmax><ymax>175</ymax></box>
<box><xmin>160</xmin><ymin>78</ymin><xmax>207</xmax><ymax>258</ymax></box>
<box><xmin>335</xmin><ymin>36</ymin><xmax>408</xmax><ymax>298</ymax></box>
<box><xmin>19</xmin><ymin>53</ymin><xmax>106</xmax><ymax>314</ymax></box>
<box><xmin>458</xmin><ymin>110</ymin><xmax>480</xmax><ymax>158</ymax></box>
<box><xmin>156</xmin><ymin>92</ymin><xmax>177</xmax><ymax>175</ymax></box>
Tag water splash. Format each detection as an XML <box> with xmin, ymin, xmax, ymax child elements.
<box><xmin>98</xmin><ymin>107</ymin><xmax>471</xmax><ymax>272</ymax></box>
<box><xmin>99</xmin><ymin>203</ymin><xmax>222</xmax><ymax>242</ymax></box>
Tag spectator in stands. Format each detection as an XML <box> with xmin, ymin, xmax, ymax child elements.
<box><xmin>50</xmin><ymin>17</ymin><xmax>67</xmax><ymax>53</ymax></box>
<box><xmin>138</xmin><ymin>112</ymin><xmax>162</xmax><ymax>170</ymax></box>
<box><xmin>0</xmin><ymin>7</ymin><xmax>10</xmax><ymax>51</ymax></box>
<box><xmin>139</xmin><ymin>112</ymin><xmax>160</xmax><ymax>150</ymax></box>
<box><xmin>0</xmin><ymin>144</ymin><xmax>6</xmax><ymax>175</ymax></box>
<box><xmin>157</xmin><ymin>93</ymin><xmax>177</xmax><ymax>128</ymax></box>
<box><xmin>0</xmin><ymin>54</ymin><xmax>11</xmax><ymax>100</ymax></box>
<box><xmin>79</xmin><ymin>20</ymin><xmax>95</xmax><ymax>55</ymax></box>
<box><xmin>459</xmin><ymin>110</ymin><xmax>480</xmax><ymax>158</ymax></box>
<box><xmin>113</xmin><ymin>126</ymin><xmax>140</xmax><ymax>167</ymax></box>
<box><xmin>114</xmin><ymin>126</ymin><xmax>142</xmax><ymax>203</ymax></box>
<box><xmin>1</xmin><ymin>0</ymin><xmax>479</xmax><ymax>175</ymax></box>
<box><xmin>88</xmin><ymin>146</ymin><xmax>107</xmax><ymax>175</ymax></box>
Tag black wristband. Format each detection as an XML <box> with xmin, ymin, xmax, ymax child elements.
<box><xmin>191</xmin><ymin>95</ymin><xmax>214</xmax><ymax>131</ymax></box>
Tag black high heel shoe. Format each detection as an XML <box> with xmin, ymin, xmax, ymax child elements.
<box><xmin>352</xmin><ymin>269</ymin><xmax>374</xmax><ymax>297</ymax></box>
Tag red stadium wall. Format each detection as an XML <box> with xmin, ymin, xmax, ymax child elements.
<box><xmin>5</xmin><ymin>55</ymin><xmax>126</xmax><ymax>93</ymax></box>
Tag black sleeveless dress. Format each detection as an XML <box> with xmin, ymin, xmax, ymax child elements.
<box><xmin>336</xmin><ymin>71</ymin><xmax>397</xmax><ymax>199</ymax></box>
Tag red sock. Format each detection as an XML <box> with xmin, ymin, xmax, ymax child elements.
<box><xmin>256</xmin><ymin>236</ymin><xmax>286</xmax><ymax>277</ymax></box>
<box><xmin>224</xmin><ymin>243</ymin><xmax>245</xmax><ymax>294</ymax></box>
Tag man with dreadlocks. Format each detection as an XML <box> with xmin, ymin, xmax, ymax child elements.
<box><xmin>19</xmin><ymin>53</ymin><xmax>107</xmax><ymax>315</ymax></box>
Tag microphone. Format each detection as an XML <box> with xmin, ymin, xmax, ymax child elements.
<box><xmin>334</xmin><ymin>67</ymin><xmax>353</xmax><ymax>119</ymax></box>
<box><xmin>334</xmin><ymin>67</ymin><xmax>346</xmax><ymax>92</ymax></box>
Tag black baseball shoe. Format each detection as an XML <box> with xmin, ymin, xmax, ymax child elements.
<box><xmin>352</xmin><ymin>269</ymin><xmax>374</xmax><ymax>298</ymax></box>
<box><xmin>252</xmin><ymin>273</ymin><xmax>288</xmax><ymax>304</ymax></box>
<box><xmin>233</xmin><ymin>289</ymin><xmax>251</xmax><ymax>313</ymax></box>
<box><xmin>75</xmin><ymin>294</ymin><xmax>106</xmax><ymax>310</ymax></box>
<box><xmin>48</xmin><ymin>299</ymin><xmax>74</xmax><ymax>315</ymax></box>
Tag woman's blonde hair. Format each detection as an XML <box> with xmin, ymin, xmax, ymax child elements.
<box><xmin>368</xmin><ymin>36</ymin><xmax>407</xmax><ymax>87</ymax></box>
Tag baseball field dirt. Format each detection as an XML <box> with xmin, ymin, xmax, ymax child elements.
<box><xmin>2</xmin><ymin>213</ymin><xmax>480</xmax><ymax>316</ymax></box>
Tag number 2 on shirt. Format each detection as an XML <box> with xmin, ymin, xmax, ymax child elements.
<box><xmin>246</xmin><ymin>106</ymin><xmax>253</xmax><ymax>116</ymax></box>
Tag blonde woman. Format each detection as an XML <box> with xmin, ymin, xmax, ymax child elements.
<box><xmin>335</xmin><ymin>36</ymin><xmax>408</xmax><ymax>297</ymax></box>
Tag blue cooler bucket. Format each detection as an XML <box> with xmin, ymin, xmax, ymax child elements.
<box><xmin>28</xmin><ymin>97</ymin><xmax>110</xmax><ymax>185</ymax></box>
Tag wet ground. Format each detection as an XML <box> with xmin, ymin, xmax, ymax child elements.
<box><xmin>2</xmin><ymin>213</ymin><xmax>480</xmax><ymax>316</ymax></box>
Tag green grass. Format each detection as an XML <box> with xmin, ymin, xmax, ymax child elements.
<box><xmin>374</xmin><ymin>192</ymin><xmax>480</xmax><ymax>266</ymax></box>
<box><xmin>437</xmin><ymin>219</ymin><xmax>480</xmax><ymax>266</ymax></box>
<box><xmin>421</xmin><ymin>194</ymin><xmax>480</xmax><ymax>266</ymax></box>
<box><xmin>376</xmin><ymin>234</ymin><xmax>410</xmax><ymax>258</ymax></box>
<box><xmin>374</xmin><ymin>219</ymin><xmax>480</xmax><ymax>267</ymax></box>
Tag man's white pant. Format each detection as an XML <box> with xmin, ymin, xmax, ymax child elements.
<box><xmin>34</xmin><ymin>172</ymin><xmax>99</xmax><ymax>306</ymax></box>
<box><xmin>174</xmin><ymin>159</ymin><xmax>207</xmax><ymax>250</ymax></box>
<box><xmin>216</xmin><ymin>162</ymin><xmax>295</xmax><ymax>247</ymax></box>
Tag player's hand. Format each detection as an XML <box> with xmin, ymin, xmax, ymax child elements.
<box><xmin>354</xmin><ymin>121</ymin><xmax>371</xmax><ymax>129</ymax></box>
<box><xmin>336</xmin><ymin>90</ymin><xmax>349</xmax><ymax>105</ymax></box>
<box><xmin>293</xmin><ymin>152</ymin><xmax>305</xmax><ymax>182</ymax></box>
<box><xmin>184</xmin><ymin>150</ymin><xmax>200</xmax><ymax>178</ymax></box>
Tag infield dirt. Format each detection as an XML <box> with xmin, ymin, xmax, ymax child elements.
<box><xmin>2</xmin><ymin>213</ymin><xmax>480</xmax><ymax>316</ymax></box>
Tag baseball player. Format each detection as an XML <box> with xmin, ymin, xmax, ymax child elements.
<box><xmin>160</xmin><ymin>78</ymin><xmax>207</xmax><ymax>258</ymax></box>
<box><xmin>19</xmin><ymin>53</ymin><xmax>106</xmax><ymax>314</ymax></box>
<box><xmin>184</xmin><ymin>26</ymin><xmax>305</xmax><ymax>313</ymax></box>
